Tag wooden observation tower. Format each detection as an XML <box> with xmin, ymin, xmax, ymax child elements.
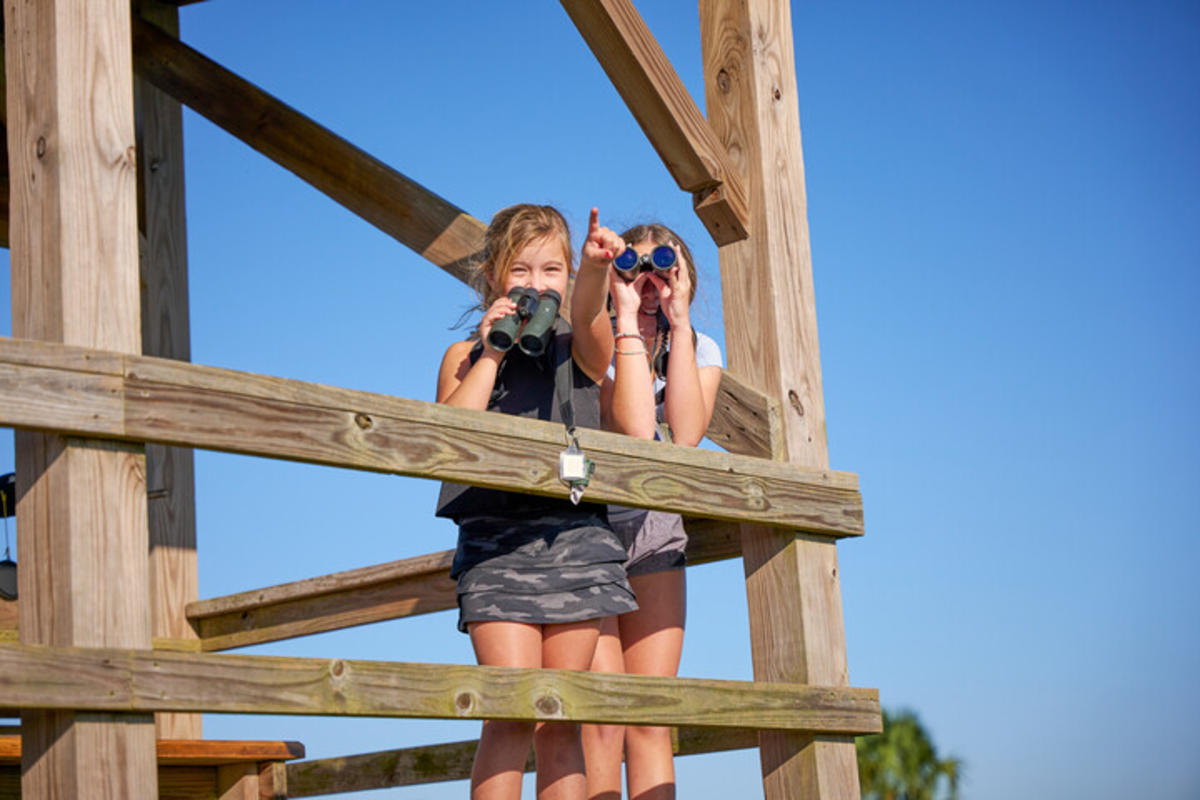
<box><xmin>0</xmin><ymin>0</ymin><xmax>880</xmax><ymax>797</ymax></box>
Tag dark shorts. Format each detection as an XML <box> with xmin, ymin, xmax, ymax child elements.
<box><xmin>452</xmin><ymin>512</ymin><xmax>638</xmax><ymax>633</ymax></box>
<box><xmin>607</xmin><ymin>507</ymin><xmax>688</xmax><ymax>577</ymax></box>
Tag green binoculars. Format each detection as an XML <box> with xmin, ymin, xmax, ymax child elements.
<box><xmin>613</xmin><ymin>244</ymin><xmax>676</xmax><ymax>281</ymax></box>
<box><xmin>486</xmin><ymin>288</ymin><xmax>562</xmax><ymax>357</ymax></box>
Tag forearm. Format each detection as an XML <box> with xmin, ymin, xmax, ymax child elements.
<box><xmin>662</xmin><ymin>324</ymin><xmax>709</xmax><ymax>446</ymax></box>
<box><xmin>609</xmin><ymin>319</ymin><xmax>657</xmax><ymax>439</ymax></box>
<box><xmin>570</xmin><ymin>262</ymin><xmax>615</xmax><ymax>378</ymax></box>
<box><xmin>438</xmin><ymin>349</ymin><xmax>504</xmax><ymax>409</ymax></box>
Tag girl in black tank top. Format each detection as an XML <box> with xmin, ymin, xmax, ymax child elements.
<box><xmin>434</xmin><ymin>204</ymin><xmax>635</xmax><ymax>800</ymax></box>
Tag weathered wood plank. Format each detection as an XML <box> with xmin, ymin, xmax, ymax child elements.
<box><xmin>135</xmin><ymin>0</ymin><xmax>202</xmax><ymax>740</ymax></box>
<box><xmin>0</xmin><ymin>644</ymin><xmax>882</xmax><ymax>735</ymax></box>
<box><xmin>0</xmin><ymin>737</ymin><xmax>303</xmax><ymax>767</ymax></box>
<box><xmin>0</xmin><ymin>337</ymin><xmax>864</xmax><ymax>536</ymax></box>
<box><xmin>560</xmin><ymin>0</ymin><xmax>749</xmax><ymax>244</ymax></box>
<box><xmin>286</xmin><ymin>727</ymin><xmax>759</xmax><ymax>795</ymax></box>
<box><xmin>5</xmin><ymin>0</ymin><xmax>159</xmax><ymax>794</ymax></box>
<box><xmin>130</xmin><ymin>18</ymin><xmax>485</xmax><ymax>283</ymax></box>
<box><xmin>700</xmin><ymin>0</ymin><xmax>866</xmax><ymax>796</ymax></box>
<box><xmin>706</xmin><ymin>368</ymin><xmax>784</xmax><ymax>458</ymax></box>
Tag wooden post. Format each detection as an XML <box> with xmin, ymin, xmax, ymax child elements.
<box><xmin>134</xmin><ymin>0</ymin><xmax>202</xmax><ymax>740</ymax></box>
<box><xmin>4</xmin><ymin>0</ymin><xmax>158</xmax><ymax>796</ymax></box>
<box><xmin>699</xmin><ymin>1</ymin><xmax>862</xmax><ymax>798</ymax></box>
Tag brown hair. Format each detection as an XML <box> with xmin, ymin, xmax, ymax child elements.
<box><xmin>618</xmin><ymin>222</ymin><xmax>699</xmax><ymax>304</ymax></box>
<box><xmin>470</xmin><ymin>204</ymin><xmax>574</xmax><ymax>309</ymax></box>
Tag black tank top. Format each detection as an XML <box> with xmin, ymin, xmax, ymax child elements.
<box><xmin>435</xmin><ymin>318</ymin><xmax>605</xmax><ymax>521</ymax></box>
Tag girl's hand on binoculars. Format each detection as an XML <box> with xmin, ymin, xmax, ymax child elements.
<box><xmin>659</xmin><ymin>246</ymin><xmax>692</xmax><ymax>328</ymax></box>
<box><xmin>479</xmin><ymin>296</ymin><xmax>517</xmax><ymax>353</ymax></box>
<box><xmin>610</xmin><ymin>268</ymin><xmax>646</xmax><ymax>326</ymax></box>
<box><xmin>581</xmin><ymin>207</ymin><xmax>623</xmax><ymax>272</ymax></box>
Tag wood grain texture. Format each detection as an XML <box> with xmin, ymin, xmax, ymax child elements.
<box><xmin>0</xmin><ymin>644</ymin><xmax>881</xmax><ymax>735</ymax></box>
<box><xmin>0</xmin><ymin>737</ymin><xmax>303</xmax><ymax>766</ymax></box>
<box><xmin>559</xmin><ymin>0</ymin><xmax>749</xmax><ymax>244</ymax></box>
<box><xmin>134</xmin><ymin>0</ymin><xmax>202</xmax><ymax>740</ymax></box>
<box><xmin>130</xmin><ymin>17</ymin><xmax>485</xmax><ymax>282</ymax></box>
<box><xmin>286</xmin><ymin>727</ymin><xmax>759</xmax><ymax>795</ymax></box>
<box><xmin>0</xmin><ymin>337</ymin><xmax>864</xmax><ymax>536</ymax></box>
<box><xmin>4</xmin><ymin>0</ymin><xmax>158</xmax><ymax>793</ymax></box>
<box><xmin>700</xmin><ymin>0</ymin><xmax>866</xmax><ymax>796</ymax></box>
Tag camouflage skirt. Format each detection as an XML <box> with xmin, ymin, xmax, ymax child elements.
<box><xmin>451</xmin><ymin>512</ymin><xmax>639</xmax><ymax>633</ymax></box>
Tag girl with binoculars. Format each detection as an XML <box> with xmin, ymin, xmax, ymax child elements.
<box><xmin>584</xmin><ymin>223</ymin><xmax>723</xmax><ymax>800</ymax></box>
<box><xmin>436</xmin><ymin>204</ymin><xmax>638</xmax><ymax>800</ymax></box>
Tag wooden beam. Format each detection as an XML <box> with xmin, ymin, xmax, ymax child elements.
<box><xmin>0</xmin><ymin>644</ymin><xmax>883</xmax><ymax>736</ymax></box>
<box><xmin>700</xmin><ymin>0</ymin><xmax>867</xmax><ymax>797</ymax></box>
<box><xmin>560</xmin><ymin>0</ymin><xmax>750</xmax><ymax>245</ymax></box>
<box><xmin>706</xmin><ymin>368</ymin><xmax>784</xmax><ymax>458</ymax></box>
<box><xmin>127</xmin><ymin>16</ymin><xmax>774</xmax><ymax>455</ymax></box>
<box><xmin>0</xmin><ymin>337</ymin><xmax>865</xmax><ymax>536</ymax></box>
<box><xmin>134</xmin><ymin>0</ymin><xmax>202</xmax><ymax>740</ymax></box>
<box><xmin>4</xmin><ymin>0</ymin><xmax>158</xmax><ymax>795</ymax></box>
<box><xmin>129</xmin><ymin>17</ymin><xmax>485</xmax><ymax>283</ymax></box>
<box><xmin>286</xmin><ymin>727</ymin><xmax>759</xmax><ymax>795</ymax></box>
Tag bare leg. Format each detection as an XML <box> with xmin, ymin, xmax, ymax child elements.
<box><xmin>535</xmin><ymin>619</ymin><xmax>603</xmax><ymax>800</ymax></box>
<box><xmin>469</xmin><ymin>621</ymin><xmax>542</xmax><ymax>800</ymax></box>
<box><xmin>583</xmin><ymin>615</ymin><xmax>625</xmax><ymax>800</ymax></box>
<box><xmin>621</xmin><ymin>570</ymin><xmax>685</xmax><ymax>800</ymax></box>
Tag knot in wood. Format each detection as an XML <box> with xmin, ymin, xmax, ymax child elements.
<box><xmin>150</xmin><ymin>158</ymin><xmax>163</xmax><ymax>173</ymax></box>
<box><xmin>354</xmin><ymin>412</ymin><xmax>374</xmax><ymax>430</ymax></box>
<box><xmin>787</xmin><ymin>390</ymin><xmax>804</xmax><ymax>417</ymax></box>
<box><xmin>36</xmin><ymin>137</ymin><xmax>46</xmax><ymax>158</ymax></box>
<box><xmin>329</xmin><ymin>659</ymin><xmax>345</xmax><ymax>678</ymax></box>
<box><xmin>454</xmin><ymin>691</ymin><xmax>478</xmax><ymax>715</ymax></box>
<box><xmin>773</xmin><ymin>87</ymin><xmax>782</xmax><ymax>101</ymax></box>
<box><xmin>534</xmin><ymin>693</ymin><xmax>562</xmax><ymax>718</ymax></box>
<box><xmin>717</xmin><ymin>69</ymin><xmax>731</xmax><ymax>92</ymax></box>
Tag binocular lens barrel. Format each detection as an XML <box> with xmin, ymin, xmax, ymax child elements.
<box><xmin>486</xmin><ymin>287</ymin><xmax>539</xmax><ymax>352</ymax></box>
<box><xmin>613</xmin><ymin>245</ymin><xmax>677</xmax><ymax>280</ymax></box>
<box><xmin>518</xmin><ymin>289</ymin><xmax>561</xmax><ymax>357</ymax></box>
<box><xmin>486</xmin><ymin>287</ymin><xmax>560</xmax><ymax>356</ymax></box>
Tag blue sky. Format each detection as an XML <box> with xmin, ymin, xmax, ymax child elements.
<box><xmin>2</xmin><ymin>1</ymin><xmax>1197</xmax><ymax>798</ymax></box>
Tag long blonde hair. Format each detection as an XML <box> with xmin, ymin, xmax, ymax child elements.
<box><xmin>470</xmin><ymin>204</ymin><xmax>574</xmax><ymax>309</ymax></box>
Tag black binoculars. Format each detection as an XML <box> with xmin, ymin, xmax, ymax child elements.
<box><xmin>486</xmin><ymin>287</ymin><xmax>562</xmax><ymax>357</ymax></box>
<box><xmin>613</xmin><ymin>244</ymin><xmax>676</xmax><ymax>281</ymax></box>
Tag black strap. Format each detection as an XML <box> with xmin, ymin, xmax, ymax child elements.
<box><xmin>553</xmin><ymin>333</ymin><xmax>576</xmax><ymax>437</ymax></box>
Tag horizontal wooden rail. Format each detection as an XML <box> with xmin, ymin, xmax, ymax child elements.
<box><xmin>0</xmin><ymin>337</ymin><xmax>864</xmax><ymax>535</ymax></box>
<box><xmin>287</xmin><ymin>728</ymin><xmax>758</xmax><ymax>795</ymax></box>
<box><xmin>0</xmin><ymin>644</ymin><xmax>881</xmax><ymax>735</ymax></box>
<box><xmin>131</xmin><ymin>17</ymin><xmax>485</xmax><ymax>282</ymax></box>
<box><xmin>127</xmin><ymin>18</ymin><xmax>775</xmax><ymax>457</ymax></box>
<box><xmin>561</xmin><ymin>0</ymin><xmax>749</xmax><ymax>244</ymax></box>
<box><xmin>0</xmin><ymin>737</ymin><xmax>304</xmax><ymax>766</ymax></box>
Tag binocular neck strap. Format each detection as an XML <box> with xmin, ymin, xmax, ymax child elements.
<box><xmin>553</xmin><ymin>336</ymin><xmax>578</xmax><ymax>440</ymax></box>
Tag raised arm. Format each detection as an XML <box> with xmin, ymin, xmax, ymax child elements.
<box><xmin>571</xmin><ymin>208</ymin><xmax>620</xmax><ymax>382</ymax></box>
<box><xmin>436</xmin><ymin>295</ymin><xmax>516</xmax><ymax>408</ymax></box>
<box><xmin>606</xmin><ymin>270</ymin><xmax>658</xmax><ymax>439</ymax></box>
<box><xmin>659</xmin><ymin>251</ymin><xmax>721</xmax><ymax>447</ymax></box>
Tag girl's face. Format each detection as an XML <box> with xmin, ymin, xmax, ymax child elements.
<box><xmin>491</xmin><ymin>235</ymin><xmax>571</xmax><ymax>299</ymax></box>
<box><xmin>630</xmin><ymin>237</ymin><xmax>664</xmax><ymax>313</ymax></box>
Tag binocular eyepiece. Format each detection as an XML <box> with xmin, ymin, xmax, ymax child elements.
<box><xmin>613</xmin><ymin>244</ymin><xmax>676</xmax><ymax>281</ymax></box>
<box><xmin>486</xmin><ymin>287</ymin><xmax>562</xmax><ymax>357</ymax></box>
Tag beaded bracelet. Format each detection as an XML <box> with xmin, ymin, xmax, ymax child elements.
<box><xmin>615</xmin><ymin>347</ymin><xmax>647</xmax><ymax>356</ymax></box>
<box><xmin>614</xmin><ymin>332</ymin><xmax>645</xmax><ymax>343</ymax></box>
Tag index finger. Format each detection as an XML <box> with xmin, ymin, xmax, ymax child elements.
<box><xmin>587</xmin><ymin>207</ymin><xmax>600</xmax><ymax>237</ymax></box>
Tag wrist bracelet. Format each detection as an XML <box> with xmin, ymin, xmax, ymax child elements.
<box><xmin>615</xmin><ymin>347</ymin><xmax>647</xmax><ymax>356</ymax></box>
<box><xmin>614</xmin><ymin>332</ymin><xmax>644</xmax><ymax>342</ymax></box>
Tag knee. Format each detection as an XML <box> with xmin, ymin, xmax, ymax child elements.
<box><xmin>534</xmin><ymin>721</ymin><xmax>582</xmax><ymax>755</ymax></box>
<box><xmin>482</xmin><ymin>719</ymin><xmax>536</xmax><ymax>747</ymax></box>
<box><xmin>584</xmin><ymin>722</ymin><xmax>625</xmax><ymax>753</ymax></box>
<box><xmin>624</xmin><ymin>724</ymin><xmax>672</xmax><ymax>752</ymax></box>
